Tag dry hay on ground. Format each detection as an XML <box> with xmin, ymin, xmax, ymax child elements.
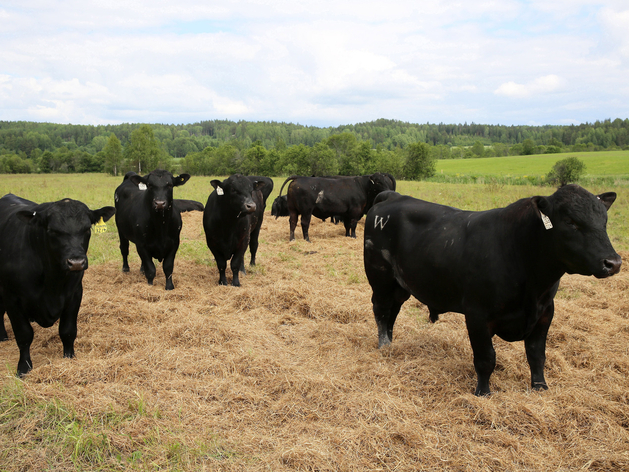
<box><xmin>1</xmin><ymin>211</ymin><xmax>628</xmax><ymax>471</ymax></box>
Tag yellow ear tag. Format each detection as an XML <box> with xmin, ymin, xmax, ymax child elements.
<box><xmin>94</xmin><ymin>217</ymin><xmax>107</xmax><ymax>234</ymax></box>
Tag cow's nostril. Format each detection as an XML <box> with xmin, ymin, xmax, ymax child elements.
<box><xmin>604</xmin><ymin>256</ymin><xmax>622</xmax><ymax>275</ymax></box>
<box><xmin>67</xmin><ymin>258</ymin><xmax>87</xmax><ymax>271</ymax></box>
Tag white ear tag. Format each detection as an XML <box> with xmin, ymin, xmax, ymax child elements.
<box><xmin>138</xmin><ymin>183</ymin><xmax>147</xmax><ymax>191</ymax></box>
<box><xmin>216</xmin><ymin>187</ymin><xmax>224</xmax><ymax>196</ymax></box>
<box><xmin>540</xmin><ymin>211</ymin><xmax>553</xmax><ymax>230</ymax></box>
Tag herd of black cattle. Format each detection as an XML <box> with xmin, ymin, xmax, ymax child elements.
<box><xmin>0</xmin><ymin>170</ymin><xmax>622</xmax><ymax>395</ymax></box>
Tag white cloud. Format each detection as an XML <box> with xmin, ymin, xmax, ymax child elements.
<box><xmin>494</xmin><ymin>75</ymin><xmax>565</xmax><ymax>98</ymax></box>
<box><xmin>0</xmin><ymin>1</ymin><xmax>628</xmax><ymax>125</ymax></box>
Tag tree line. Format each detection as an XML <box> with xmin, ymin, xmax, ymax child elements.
<box><xmin>0</xmin><ymin>118</ymin><xmax>627</xmax><ymax>178</ymax></box>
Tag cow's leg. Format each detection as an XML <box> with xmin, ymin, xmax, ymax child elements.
<box><xmin>367</xmin><ymin>269</ymin><xmax>410</xmax><ymax>347</ymax></box>
<box><xmin>344</xmin><ymin>215</ymin><xmax>359</xmax><ymax>238</ymax></box>
<box><xmin>231</xmin><ymin>254</ymin><xmax>245</xmax><ymax>287</ymax></box>
<box><xmin>136</xmin><ymin>246</ymin><xmax>156</xmax><ymax>285</ymax></box>
<box><xmin>289</xmin><ymin>210</ymin><xmax>299</xmax><ymax>241</ymax></box>
<box><xmin>365</xmin><ymin>241</ymin><xmax>410</xmax><ymax>347</ymax></box>
<box><xmin>59</xmin><ymin>295</ymin><xmax>80</xmax><ymax>360</ymax></box>
<box><xmin>465</xmin><ymin>317</ymin><xmax>496</xmax><ymax>396</ymax></box>
<box><xmin>7</xmin><ymin>311</ymin><xmax>34</xmax><ymax>376</ymax></box>
<box><xmin>215</xmin><ymin>255</ymin><xmax>228</xmax><ymax>286</ymax></box>
<box><xmin>374</xmin><ymin>284</ymin><xmax>411</xmax><ymax>348</ymax></box>
<box><xmin>343</xmin><ymin>218</ymin><xmax>352</xmax><ymax>237</ymax></box>
<box><xmin>300</xmin><ymin>211</ymin><xmax>313</xmax><ymax>242</ymax></box>
<box><xmin>119</xmin><ymin>234</ymin><xmax>130</xmax><ymax>272</ymax></box>
<box><xmin>162</xmin><ymin>248</ymin><xmax>177</xmax><ymax>291</ymax></box>
<box><xmin>249</xmin><ymin>224</ymin><xmax>262</xmax><ymax>266</ymax></box>
<box><xmin>525</xmin><ymin>302</ymin><xmax>554</xmax><ymax>391</ymax></box>
<box><xmin>349</xmin><ymin>219</ymin><xmax>358</xmax><ymax>238</ymax></box>
<box><xmin>0</xmin><ymin>298</ymin><xmax>8</xmax><ymax>341</ymax></box>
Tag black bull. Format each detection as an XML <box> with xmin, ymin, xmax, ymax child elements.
<box><xmin>114</xmin><ymin>170</ymin><xmax>203</xmax><ymax>290</ymax></box>
<box><xmin>281</xmin><ymin>173</ymin><xmax>393</xmax><ymax>241</ymax></box>
<box><xmin>0</xmin><ymin>194</ymin><xmax>115</xmax><ymax>376</ymax></box>
<box><xmin>203</xmin><ymin>174</ymin><xmax>265</xmax><ymax>287</ymax></box>
<box><xmin>364</xmin><ymin>185</ymin><xmax>622</xmax><ymax>395</ymax></box>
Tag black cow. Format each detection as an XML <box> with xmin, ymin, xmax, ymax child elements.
<box><xmin>382</xmin><ymin>172</ymin><xmax>397</xmax><ymax>191</ymax></box>
<box><xmin>247</xmin><ymin>175</ymin><xmax>274</xmax><ymax>205</ymax></box>
<box><xmin>364</xmin><ymin>185</ymin><xmax>622</xmax><ymax>396</ymax></box>
<box><xmin>271</xmin><ymin>194</ymin><xmax>289</xmax><ymax>219</ymax></box>
<box><xmin>203</xmin><ymin>174</ymin><xmax>265</xmax><ymax>286</ymax></box>
<box><xmin>271</xmin><ymin>194</ymin><xmax>340</xmax><ymax>225</ymax></box>
<box><xmin>279</xmin><ymin>173</ymin><xmax>392</xmax><ymax>241</ymax></box>
<box><xmin>114</xmin><ymin>169</ymin><xmax>201</xmax><ymax>290</ymax></box>
<box><xmin>0</xmin><ymin>194</ymin><xmax>115</xmax><ymax>376</ymax></box>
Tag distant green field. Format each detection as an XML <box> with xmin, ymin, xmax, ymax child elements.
<box><xmin>0</xmin><ymin>174</ymin><xmax>627</xmax><ymax>252</ymax></box>
<box><xmin>435</xmin><ymin>151</ymin><xmax>629</xmax><ymax>178</ymax></box>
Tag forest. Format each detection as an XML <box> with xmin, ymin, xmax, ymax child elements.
<box><xmin>0</xmin><ymin>118</ymin><xmax>628</xmax><ymax>178</ymax></box>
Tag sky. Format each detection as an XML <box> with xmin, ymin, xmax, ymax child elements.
<box><xmin>1</xmin><ymin>0</ymin><xmax>628</xmax><ymax>128</ymax></box>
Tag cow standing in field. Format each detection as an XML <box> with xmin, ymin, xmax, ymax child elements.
<box><xmin>247</xmin><ymin>175</ymin><xmax>274</xmax><ymax>205</ymax></box>
<box><xmin>364</xmin><ymin>185</ymin><xmax>622</xmax><ymax>395</ymax></box>
<box><xmin>0</xmin><ymin>194</ymin><xmax>115</xmax><ymax>376</ymax></box>
<box><xmin>114</xmin><ymin>170</ymin><xmax>202</xmax><ymax>290</ymax></box>
<box><xmin>204</xmin><ymin>174</ymin><xmax>265</xmax><ymax>286</ymax></box>
<box><xmin>279</xmin><ymin>173</ymin><xmax>392</xmax><ymax>241</ymax></box>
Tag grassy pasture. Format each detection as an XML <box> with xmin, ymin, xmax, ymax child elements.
<box><xmin>434</xmin><ymin>150</ymin><xmax>629</xmax><ymax>186</ymax></box>
<box><xmin>0</xmin><ymin>174</ymin><xmax>628</xmax><ymax>471</ymax></box>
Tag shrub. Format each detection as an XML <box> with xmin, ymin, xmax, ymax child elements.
<box><xmin>547</xmin><ymin>156</ymin><xmax>586</xmax><ymax>186</ymax></box>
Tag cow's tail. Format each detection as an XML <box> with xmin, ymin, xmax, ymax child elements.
<box><xmin>278</xmin><ymin>175</ymin><xmax>300</xmax><ymax>197</ymax></box>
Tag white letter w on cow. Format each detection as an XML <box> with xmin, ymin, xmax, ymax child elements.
<box><xmin>374</xmin><ymin>215</ymin><xmax>390</xmax><ymax>230</ymax></box>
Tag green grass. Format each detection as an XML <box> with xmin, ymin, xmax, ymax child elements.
<box><xmin>1</xmin><ymin>173</ymin><xmax>627</xmax><ymax>254</ymax></box>
<box><xmin>0</xmin><ymin>379</ymin><xmax>237</xmax><ymax>470</ymax></box>
<box><xmin>434</xmin><ymin>150</ymin><xmax>629</xmax><ymax>183</ymax></box>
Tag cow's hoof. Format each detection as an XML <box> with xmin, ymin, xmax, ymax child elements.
<box><xmin>532</xmin><ymin>382</ymin><xmax>548</xmax><ymax>391</ymax></box>
<box><xmin>122</xmin><ymin>267</ymin><xmax>130</xmax><ymax>273</ymax></box>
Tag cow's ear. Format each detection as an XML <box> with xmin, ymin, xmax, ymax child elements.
<box><xmin>211</xmin><ymin>180</ymin><xmax>225</xmax><ymax>196</ymax></box>
<box><xmin>174</xmin><ymin>174</ymin><xmax>191</xmax><ymax>187</ymax></box>
<box><xmin>532</xmin><ymin>196</ymin><xmax>550</xmax><ymax>213</ymax></box>
<box><xmin>597</xmin><ymin>192</ymin><xmax>616</xmax><ymax>211</ymax></box>
<box><xmin>531</xmin><ymin>196</ymin><xmax>554</xmax><ymax>229</ymax></box>
<box><xmin>253</xmin><ymin>180</ymin><xmax>265</xmax><ymax>191</ymax></box>
<box><xmin>129</xmin><ymin>174</ymin><xmax>147</xmax><ymax>188</ymax></box>
<box><xmin>91</xmin><ymin>206</ymin><xmax>116</xmax><ymax>224</ymax></box>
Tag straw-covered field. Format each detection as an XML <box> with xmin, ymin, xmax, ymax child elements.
<box><xmin>0</xmin><ymin>175</ymin><xmax>628</xmax><ymax>471</ymax></box>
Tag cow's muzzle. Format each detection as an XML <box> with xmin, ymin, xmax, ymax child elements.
<box><xmin>67</xmin><ymin>257</ymin><xmax>88</xmax><ymax>271</ymax></box>
<box><xmin>153</xmin><ymin>200</ymin><xmax>168</xmax><ymax>211</ymax></box>
<box><xmin>244</xmin><ymin>202</ymin><xmax>256</xmax><ymax>214</ymax></box>
<box><xmin>600</xmin><ymin>254</ymin><xmax>622</xmax><ymax>277</ymax></box>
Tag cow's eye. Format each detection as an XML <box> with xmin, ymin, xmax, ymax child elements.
<box><xmin>566</xmin><ymin>218</ymin><xmax>579</xmax><ymax>230</ymax></box>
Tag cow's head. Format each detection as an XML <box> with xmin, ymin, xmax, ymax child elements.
<box><xmin>211</xmin><ymin>174</ymin><xmax>263</xmax><ymax>217</ymax></box>
<box><xmin>532</xmin><ymin>184</ymin><xmax>621</xmax><ymax>278</ymax></box>
<box><xmin>17</xmin><ymin>199</ymin><xmax>115</xmax><ymax>272</ymax></box>
<box><xmin>366</xmin><ymin>173</ymin><xmax>392</xmax><ymax>210</ymax></box>
<box><xmin>271</xmin><ymin>195</ymin><xmax>289</xmax><ymax>219</ymax></box>
<box><xmin>130</xmin><ymin>170</ymin><xmax>191</xmax><ymax>212</ymax></box>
